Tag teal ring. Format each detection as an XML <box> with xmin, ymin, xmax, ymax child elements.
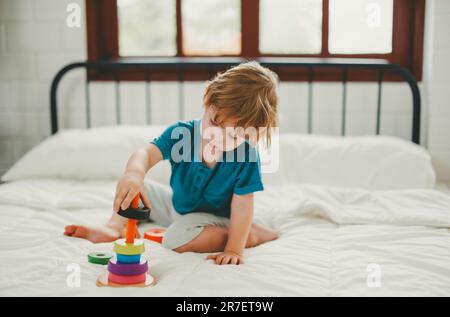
<box><xmin>116</xmin><ymin>253</ymin><xmax>141</xmax><ymax>264</ymax></box>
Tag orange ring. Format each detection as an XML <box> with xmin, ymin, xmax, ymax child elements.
<box><xmin>144</xmin><ymin>228</ymin><xmax>166</xmax><ymax>244</ymax></box>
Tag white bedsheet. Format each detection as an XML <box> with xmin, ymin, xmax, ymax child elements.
<box><xmin>0</xmin><ymin>179</ymin><xmax>450</xmax><ymax>296</ymax></box>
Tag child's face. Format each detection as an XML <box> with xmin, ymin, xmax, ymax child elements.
<box><xmin>201</xmin><ymin>106</ymin><xmax>246</xmax><ymax>152</ymax></box>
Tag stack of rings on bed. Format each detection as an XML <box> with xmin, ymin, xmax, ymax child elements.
<box><xmin>97</xmin><ymin>195</ymin><xmax>155</xmax><ymax>287</ymax></box>
<box><xmin>108</xmin><ymin>239</ymin><xmax>149</xmax><ymax>285</ymax></box>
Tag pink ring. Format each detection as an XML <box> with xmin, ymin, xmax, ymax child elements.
<box><xmin>108</xmin><ymin>272</ymin><xmax>146</xmax><ymax>285</ymax></box>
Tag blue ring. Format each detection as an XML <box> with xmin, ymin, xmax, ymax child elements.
<box><xmin>116</xmin><ymin>253</ymin><xmax>141</xmax><ymax>264</ymax></box>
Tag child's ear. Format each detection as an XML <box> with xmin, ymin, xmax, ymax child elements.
<box><xmin>208</xmin><ymin>104</ymin><xmax>217</xmax><ymax>114</ymax></box>
<box><xmin>207</xmin><ymin>105</ymin><xmax>219</xmax><ymax>119</ymax></box>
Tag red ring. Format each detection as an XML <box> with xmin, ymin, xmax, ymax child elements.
<box><xmin>144</xmin><ymin>228</ymin><xmax>166</xmax><ymax>244</ymax></box>
<box><xmin>108</xmin><ymin>272</ymin><xmax>146</xmax><ymax>285</ymax></box>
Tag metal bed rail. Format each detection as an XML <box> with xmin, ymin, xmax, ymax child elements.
<box><xmin>50</xmin><ymin>57</ymin><xmax>421</xmax><ymax>144</ymax></box>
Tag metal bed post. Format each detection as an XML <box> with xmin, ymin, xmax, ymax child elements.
<box><xmin>145</xmin><ymin>70</ymin><xmax>151</xmax><ymax>125</ymax></box>
<box><xmin>376</xmin><ymin>70</ymin><xmax>384</xmax><ymax>135</ymax></box>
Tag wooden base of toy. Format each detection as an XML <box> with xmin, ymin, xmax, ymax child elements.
<box><xmin>96</xmin><ymin>272</ymin><xmax>155</xmax><ymax>288</ymax></box>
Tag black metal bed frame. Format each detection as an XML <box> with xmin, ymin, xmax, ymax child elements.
<box><xmin>50</xmin><ymin>57</ymin><xmax>421</xmax><ymax>144</ymax></box>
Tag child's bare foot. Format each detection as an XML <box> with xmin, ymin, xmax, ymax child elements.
<box><xmin>64</xmin><ymin>224</ymin><xmax>122</xmax><ymax>243</ymax></box>
<box><xmin>248</xmin><ymin>223</ymin><xmax>279</xmax><ymax>247</ymax></box>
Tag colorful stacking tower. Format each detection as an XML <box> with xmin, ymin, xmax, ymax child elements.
<box><xmin>97</xmin><ymin>194</ymin><xmax>155</xmax><ymax>287</ymax></box>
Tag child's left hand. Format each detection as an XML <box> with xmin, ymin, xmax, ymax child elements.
<box><xmin>207</xmin><ymin>250</ymin><xmax>244</xmax><ymax>265</ymax></box>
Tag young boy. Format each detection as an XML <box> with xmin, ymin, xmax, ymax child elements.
<box><xmin>64</xmin><ymin>61</ymin><xmax>279</xmax><ymax>265</ymax></box>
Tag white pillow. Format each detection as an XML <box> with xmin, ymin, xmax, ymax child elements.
<box><xmin>2</xmin><ymin>126</ymin><xmax>436</xmax><ymax>190</ymax></box>
<box><xmin>1</xmin><ymin>126</ymin><xmax>171</xmax><ymax>185</ymax></box>
<box><xmin>262</xmin><ymin>134</ymin><xmax>436</xmax><ymax>190</ymax></box>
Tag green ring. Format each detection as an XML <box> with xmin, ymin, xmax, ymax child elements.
<box><xmin>88</xmin><ymin>252</ymin><xmax>114</xmax><ymax>265</ymax></box>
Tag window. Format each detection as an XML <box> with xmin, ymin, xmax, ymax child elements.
<box><xmin>86</xmin><ymin>0</ymin><xmax>425</xmax><ymax>81</ymax></box>
<box><xmin>118</xmin><ymin>0</ymin><xmax>177</xmax><ymax>56</ymax></box>
<box><xmin>328</xmin><ymin>0</ymin><xmax>394</xmax><ymax>54</ymax></box>
<box><xmin>259</xmin><ymin>0</ymin><xmax>323</xmax><ymax>54</ymax></box>
<box><xmin>181</xmin><ymin>0</ymin><xmax>241</xmax><ymax>55</ymax></box>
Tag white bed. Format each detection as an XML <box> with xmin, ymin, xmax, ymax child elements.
<box><xmin>1</xmin><ymin>126</ymin><xmax>449</xmax><ymax>297</ymax></box>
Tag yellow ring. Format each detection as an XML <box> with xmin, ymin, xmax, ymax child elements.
<box><xmin>113</xmin><ymin>239</ymin><xmax>145</xmax><ymax>255</ymax></box>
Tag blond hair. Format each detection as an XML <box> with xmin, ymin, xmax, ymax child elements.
<box><xmin>203</xmin><ymin>61</ymin><xmax>279</xmax><ymax>146</ymax></box>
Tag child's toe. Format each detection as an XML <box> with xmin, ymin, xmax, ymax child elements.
<box><xmin>64</xmin><ymin>225</ymin><xmax>76</xmax><ymax>236</ymax></box>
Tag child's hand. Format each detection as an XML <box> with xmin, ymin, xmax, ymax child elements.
<box><xmin>113</xmin><ymin>172</ymin><xmax>151</xmax><ymax>212</ymax></box>
<box><xmin>206</xmin><ymin>250</ymin><xmax>244</xmax><ymax>265</ymax></box>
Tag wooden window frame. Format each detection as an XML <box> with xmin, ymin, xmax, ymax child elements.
<box><xmin>86</xmin><ymin>0</ymin><xmax>425</xmax><ymax>82</ymax></box>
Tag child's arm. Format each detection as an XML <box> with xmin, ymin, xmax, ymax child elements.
<box><xmin>113</xmin><ymin>144</ymin><xmax>163</xmax><ymax>212</ymax></box>
<box><xmin>207</xmin><ymin>193</ymin><xmax>254</xmax><ymax>265</ymax></box>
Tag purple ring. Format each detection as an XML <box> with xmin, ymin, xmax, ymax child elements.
<box><xmin>107</xmin><ymin>257</ymin><xmax>148</xmax><ymax>276</ymax></box>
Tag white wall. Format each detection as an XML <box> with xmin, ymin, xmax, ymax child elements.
<box><xmin>424</xmin><ymin>0</ymin><xmax>450</xmax><ymax>183</ymax></box>
<box><xmin>0</xmin><ymin>0</ymin><xmax>449</xmax><ymax>184</ymax></box>
<box><xmin>0</xmin><ymin>0</ymin><xmax>86</xmax><ymax>176</ymax></box>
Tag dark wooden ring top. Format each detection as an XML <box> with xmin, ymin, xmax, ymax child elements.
<box><xmin>117</xmin><ymin>207</ymin><xmax>151</xmax><ymax>220</ymax></box>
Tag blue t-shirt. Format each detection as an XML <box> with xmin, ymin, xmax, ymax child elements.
<box><xmin>150</xmin><ymin>119</ymin><xmax>263</xmax><ymax>218</ymax></box>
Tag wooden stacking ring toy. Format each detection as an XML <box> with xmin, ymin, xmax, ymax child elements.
<box><xmin>96</xmin><ymin>194</ymin><xmax>156</xmax><ymax>288</ymax></box>
<box><xmin>144</xmin><ymin>228</ymin><xmax>166</xmax><ymax>244</ymax></box>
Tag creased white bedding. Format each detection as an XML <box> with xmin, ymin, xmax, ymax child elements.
<box><xmin>0</xmin><ymin>179</ymin><xmax>449</xmax><ymax>296</ymax></box>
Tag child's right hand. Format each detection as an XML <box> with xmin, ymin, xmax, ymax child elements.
<box><xmin>113</xmin><ymin>172</ymin><xmax>152</xmax><ymax>212</ymax></box>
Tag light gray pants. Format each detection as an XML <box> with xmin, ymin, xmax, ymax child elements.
<box><xmin>143</xmin><ymin>179</ymin><xmax>229</xmax><ymax>250</ymax></box>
